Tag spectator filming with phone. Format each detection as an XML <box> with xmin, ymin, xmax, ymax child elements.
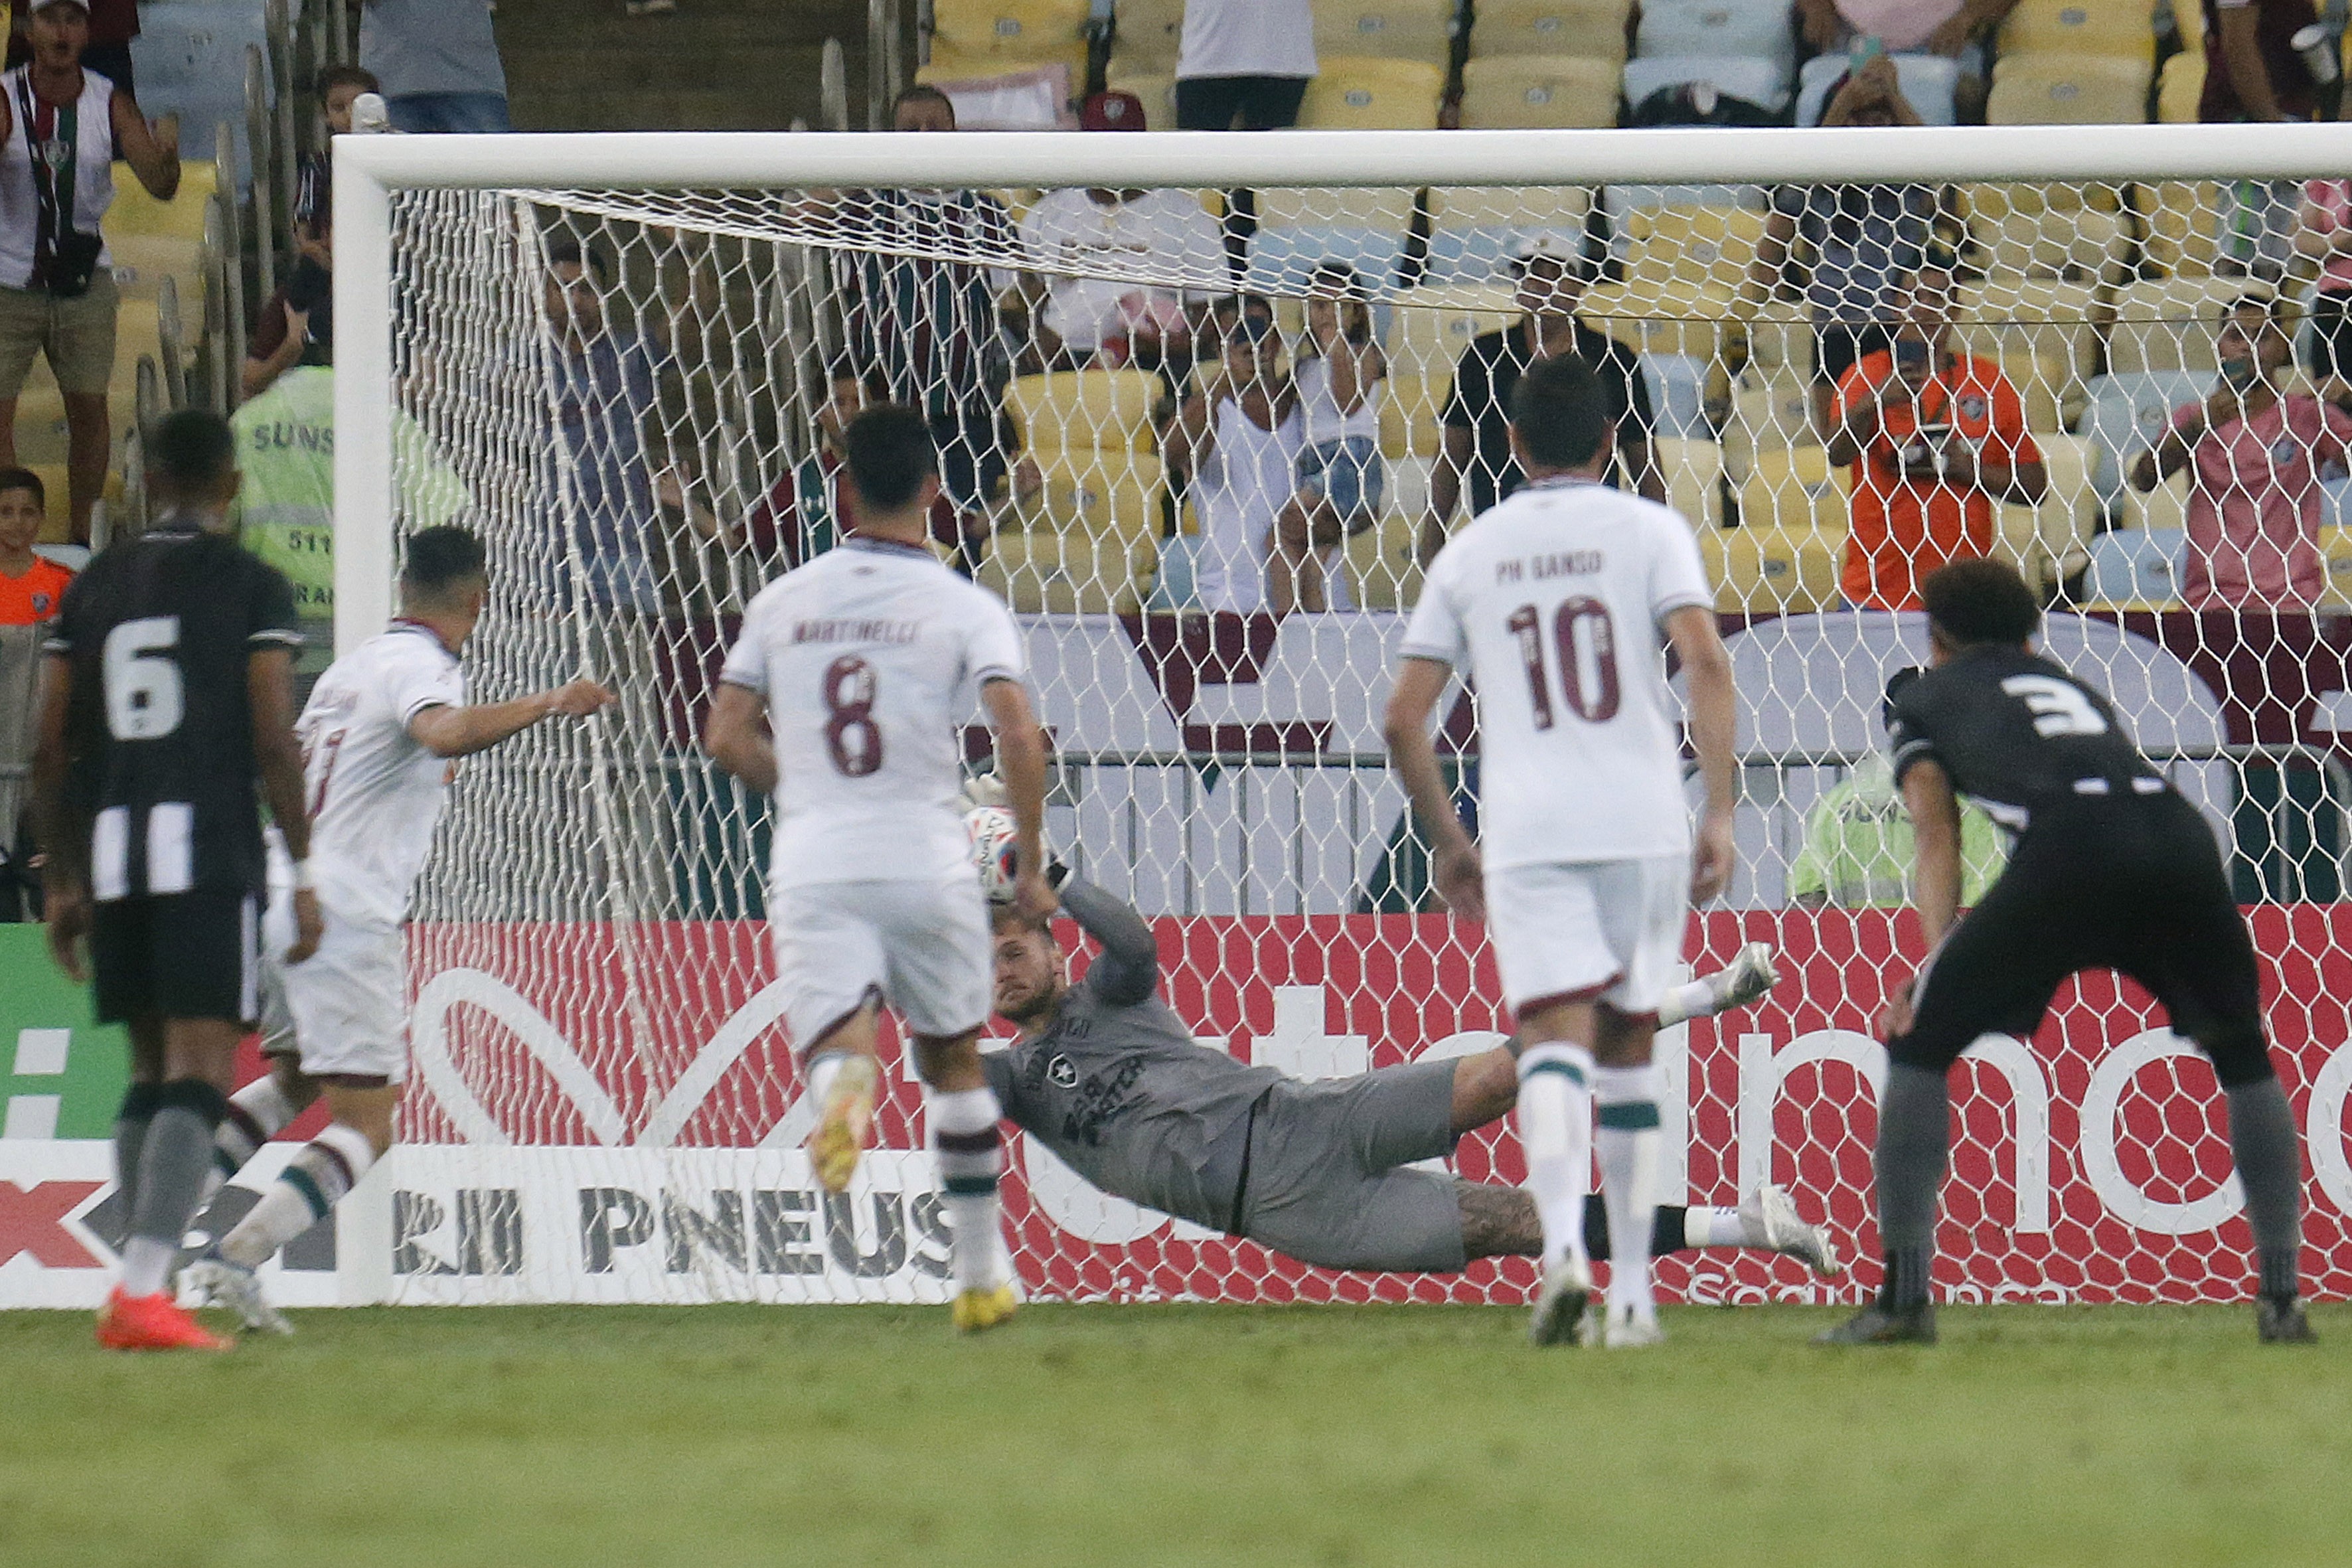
<box><xmin>2131</xmin><ymin>293</ymin><xmax>2352</xmax><ymax>610</ymax></box>
<box><xmin>1824</xmin><ymin>256</ymin><xmax>2045</xmax><ymax>609</ymax></box>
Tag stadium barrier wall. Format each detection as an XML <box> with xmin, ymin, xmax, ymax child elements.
<box><xmin>5</xmin><ymin>911</ymin><xmax>2349</xmax><ymax>1309</ymax></box>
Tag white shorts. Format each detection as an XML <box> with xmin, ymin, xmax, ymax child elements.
<box><xmin>260</xmin><ymin>892</ymin><xmax>409</xmax><ymax>1082</ymax></box>
<box><xmin>1484</xmin><ymin>855</ymin><xmax>1689</xmax><ymax>1020</ymax></box>
<box><xmin>771</xmin><ymin>876</ymin><xmax>992</xmax><ymax>1049</ymax></box>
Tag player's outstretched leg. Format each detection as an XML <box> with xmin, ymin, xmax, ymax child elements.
<box><xmin>1818</xmin><ymin>1061</ymin><xmax>1946</xmax><ymax>1346</ymax></box>
<box><xmin>1518</xmin><ymin>1040</ymin><xmax>1598</xmax><ymax>1347</ymax></box>
<box><xmin>1656</xmin><ymin>943</ymin><xmax>1779</xmax><ymax>1030</ymax></box>
<box><xmin>193</xmin><ymin>1117</ymin><xmax>376</xmax><ymax>1336</ymax></box>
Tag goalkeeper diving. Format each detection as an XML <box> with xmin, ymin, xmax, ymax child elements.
<box><xmin>965</xmin><ymin>791</ymin><xmax>1836</xmax><ymax>1277</ymax></box>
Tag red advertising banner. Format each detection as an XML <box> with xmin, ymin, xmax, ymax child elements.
<box><xmin>397</xmin><ymin>909</ymin><xmax>2352</xmax><ymax>1305</ymax></box>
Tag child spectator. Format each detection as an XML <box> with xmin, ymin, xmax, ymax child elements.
<box><xmin>0</xmin><ymin>466</ymin><xmax>67</xmax><ymax>627</ymax></box>
<box><xmin>293</xmin><ymin>65</ymin><xmax>381</xmax><ymax>246</ymax></box>
<box><xmin>1269</xmin><ymin>263</ymin><xmax>1384</xmax><ymax>614</ymax></box>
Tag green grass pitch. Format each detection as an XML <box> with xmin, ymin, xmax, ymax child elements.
<box><xmin>2</xmin><ymin>1302</ymin><xmax>2347</xmax><ymax>1567</ymax></box>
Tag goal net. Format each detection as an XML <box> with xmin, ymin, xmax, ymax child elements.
<box><xmin>320</xmin><ymin>125</ymin><xmax>2352</xmax><ymax>1309</ymax></box>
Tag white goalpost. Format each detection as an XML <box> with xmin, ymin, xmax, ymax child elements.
<box><xmin>315</xmin><ymin>123</ymin><xmax>2352</xmax><ymax>1310</ymax></box>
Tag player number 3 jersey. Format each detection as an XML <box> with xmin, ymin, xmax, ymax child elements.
<box><xmin>720</xmin><ymin>537</ymin><xmax>1028</xmax><ymax>890</ymax></box>
<box><xmin>296</xmin><ymin>619</ymin><xmax>466</xmax><ymax>926</ymax></box>
<box><xmin>1402</xmin><ymin>476</ymin><xmax>1714</xmax><ymax>867</ymax></box>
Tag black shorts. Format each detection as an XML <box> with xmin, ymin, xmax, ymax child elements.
<box><xmin>91</xmin><ymin>890</ymin><xmax>262</xmax><ymax>1026</ymax></box>
<box><xmin>2308</xmin><ymin>291</ymin><xmax>2352</xmax><ymax>384</ymax></box>
<box><xmin>1891</xmin><ymin>791</ymin><xmax>2272</xmax><ymax>1086</ymax></box>
<box><xmin>1174</xmin><ymin>74</ymin><xmax>1310</xmax><ymax>131</ymax></box>
<box><xmin>1814</xmin><ymin>322</ymin><xmax>1892</xmax><ymax>388</ymax></box>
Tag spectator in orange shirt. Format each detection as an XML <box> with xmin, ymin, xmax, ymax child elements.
<box><xmin>0</xmin><ymin>465</ymin><xmax>68</xmax><ymax>625</ymax></box>
<box><xmin>1824</xmin><ymin>259</ymin><xmax>2045</xmax><ymax>609</ymax></box>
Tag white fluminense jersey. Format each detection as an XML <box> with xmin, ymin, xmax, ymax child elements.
<box><xmin>297</xmin><ymin>619</ymin><xmax>466</xmax><ymax>925</ymax></box>
<box><xmin>1401</xmin><ymin>476</ymin><xmax>1713</xmax><ymax>868</ymax></box>
<box><xmin>720</xmin><ymin>537</ymin><xmax>1028</xmax><ymax>890</ymax></box>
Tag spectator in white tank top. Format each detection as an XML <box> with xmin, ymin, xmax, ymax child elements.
<box><xmin>1269</xmin><ymin>263</ymin><xmax>1385</xmax><ymax>615</ymax></box>
<box><xmin>0</xmin><ymin>0</ymin><xmax>180</xmax><ymax>546</ymax></box>
<box><xmin>1164</xmin><ymin>296</ymin><xmax>1307</xmax><ymax>613</ymax></box>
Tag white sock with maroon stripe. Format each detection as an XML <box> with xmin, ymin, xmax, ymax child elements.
<box><xmin>1595</xmin><ymin>1064</ymin><xmax>1663</xmax><ymax>1318</ymax></box>
<box><xmin>929</xmin><ymin>1087</ymin><xmax>1006</xmax><ymax>1292</ymax></box>
<box><xmin>219</xmin><ymin>1122</ymin><xmax>376</xmax><ymax>1269</ymax></box>
<box><xmin>212</xmin><ymin>1075</ymin><xmax>299</xmax><ymax>1187</ymax></box>
<box><xmin>1516</xmin><ymin>1042</ymin><xmax>1597</xmax><ymax>1273</ymax></box>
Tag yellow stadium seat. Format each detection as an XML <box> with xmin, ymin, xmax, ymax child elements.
<box><xmin>1007</xmin><ymin>450</ymin><xmax>1165</xmax><ymax>546</ymax></box>
<box><xmin>1299</xmin><ymin>56</ymin><xmax>1448</xmax><ymax>129</ymax></box>
<box><xmin>2122</xmin><ymin>467</ymin><xmax>2192</xmax><ymax>532</ymax></box>
<box><xmin>1458</xmin><ymin>56</ymin><xmax>1620</xmax><ymax>129</ymax></box>
<box><xmin>1379</xmin><ymin>371</ymin><xmax>1447</xmax><ymax>460</ymax></box>
<box><xmin>982</xmin><ymin>528</ymin><xmax>1157</xmax><ymax>613</ymax></box>
<box><xmin>1466</xmin><ymin>0</ymin><xmax>1634</xmax><ymax>63</ymax></box>
<box><xmin>1007</xmin><ymin>370</ymin><xmax>1164</xmax><ymax>455</ymax></box>
<box><xmin>1955</xmin><ymin>275</ymin><xmax>2106</xmax><ymax>385</ymax></box>
<box><xmin>1577</xmin><ymin>280</ymin><xmax>1732</xmax><ymax>360</ymax></box>
<box><xmin>1313</xmin><ymin>0</ymin><xmax>1458</xmax><ymax>64</ymax></box>
<box><xmin>1345</xmin><ymin>511</ymin><xmax>1424</xmax><ymax>610</ymax></box>
<box><xmin>1387</xmin><ymin>283</ymin><xmax>1516</xmax><ymax>379</ymax></box>
<box><xmin>2002</xmin><ymin>430</ymin><xmax>2096</xmax><ymax>590</ymax></box>
<box><xmin>1103</xmin><ymin>70</ymin><xmax>1177</xmax><ymax>127</ymax></box>
<box><xmin>2156</xmin><ymin>50</ymin><xmax>2204</xmax><ymax>123</ymax></box>
<box><xmin>1739</xmin><ymin>444</ymin><xmax>1851</xmax><ymax>534</ymax></box>
<box><xmin>105</xmin><ymin>162</ymin><xmax>214</xmax><ymax>244</ymax></box>
<box><xmin>1652</xmin><ymin>435</ymin><xmax>1725</xmax><ymax>531</ymax></box>
<box><xmin>1109</xmin><ymin>0</ymin><xmax>1186</xmax><ymax>72</ymax></box>
<box><xmin>1985</xmin><ymin>54</ymin><xmax>2152</xmax><ymax>125</ymax></box>
<box><xmin>1256</xmin><ymin>186</ymin><xmax>1419</xmax><ymax>230</ymax></box>
<box><xmin>1721</xmin><ymin>371</ymin><xmax>1818</xmax><ymax>483</ymax></box>
<box><xmin>1427</xmin><ymin>185</ymin><xmax>1593</xmax><ymax>233</ymax></box>
<box><xmin>2106</xmin><ymin>275</ymin><xmax>2267</xmax><ymax>374</ymax></box>
<box><xmin>105</xmin><ymin>233</ymin><xmax>206</xmax><ymax>310</ymax></box>
<box><xmin>1703</xmin><ymin>519</ymin><xmax>1847</xmax><ymax>613</ymax></box>
<box><xmin>2134</xmin><ymin>180</ymin><xmax>2225</xmax><ymax>275</ymax></box>
<box><xmin>928</xmin><ymin>0</ymin><xmax>1091</xmax><ymax>78</ymax></box>
<box><xmin>1622</xmin><ymin>205</ymin><xmax>1770</xmax><ymax>307</ymax></box>
<box><xmin>2319</xmin><ymin>526</ymin><xmax>2352</xmax><ymax>610</ymax></box>
<box><xmin>1996</xmin><ymin>0</ymin><xmax>2160</xmax><ymax>65</ymax></box>
<box><xmin>1966</xmin><ymin>196</ymin><xmax>2130</xmax><ymax>283</ymax></box>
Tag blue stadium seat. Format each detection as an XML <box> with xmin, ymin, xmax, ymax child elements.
<box><xmin>1425</xmin><ymin>225</ymin><xmax>1585</xmax><ymax>282</ymax></box>
<box><xmin>1793</xmin><ymin>52</ymin><xmax>1960</xmax><ymax>126</ymax></box>
<box><xmin>1621</xmin><ymin>54</ymin><xmax>1792</xmax><ymax>115</ymax></box>
<box><xmin>2078</xmin><ymin>371</ymin><xmax>2211</xmax><ymax>504</ymax></box>
<box><xmin>1634</xmin><ymin>0</ymin><xmax>1795</xmax><ymax>76</ymax></box>
<box><xmin>1241</xmin><ymin>227</ymin><xmax>1410</xmax><ymax>296</ymax></box>
<box><xmin>1642</xmin><ymin>352</ymin><xmax>1713</xmax><ymax>439</ymax></box>
<box><xmin>2082</xmin><ymin>527</ymin><xmax>2186</xmax><ymax>607</ymax></box>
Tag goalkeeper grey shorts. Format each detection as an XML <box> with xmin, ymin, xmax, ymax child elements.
<box><xmin>1235</xmin><ymin>1056</ymin><xmax>1468</xmax><ymax>1273</ymax></box>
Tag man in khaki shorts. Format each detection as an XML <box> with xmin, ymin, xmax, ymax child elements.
<box><xmin>0</xmin><ymin>0</ymin><xmax>182</xmax><ymax>544</ymax></box>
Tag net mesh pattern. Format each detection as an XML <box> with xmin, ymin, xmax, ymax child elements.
<box><xmin>371</xmin><ymin>171</ymin><xmax>2352</xmax><ymax>1306</ymax></box>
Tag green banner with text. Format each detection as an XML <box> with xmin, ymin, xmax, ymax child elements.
<box><xmin>0</xmin><ymin>927</ymin><xmax>129</xmax><ymax>1139</ymax></box>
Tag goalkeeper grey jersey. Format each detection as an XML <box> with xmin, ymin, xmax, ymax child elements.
<box><xmin>984</xmin><ymin>881</ymin><xmax>1282</xmax><ymax>1231</ymax></box>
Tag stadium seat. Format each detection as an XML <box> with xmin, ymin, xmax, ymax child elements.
<box><xmin>2133</xmin><ymin>181</ymin><xmax>2225</xmax><ymax>275</ymax></box>
<box><xmin>1255</xmin><ymin>187</ymin><xmax>1419</xmax><ymax>232</ymax></box>
<box><xmin>1653</xmin><ymin>435</ymin><xmax>1725</xmax><ymax>530</ymax></box>
<box><xmin>1955</xmin><ymin>275</ymin><xmax>2106</xmax><ymax>387</ymax></box>
<box><xmin>1386</xmin><ymin>282</ymin><xmax>1516</xmax><ymax>378</ymax></box>
<box><xmin>1242</xmin><ymin>226</ymin><xmax>1411</xmax><ymax>296</ymax></box>
<box><xmin>105</xmin><ymin>161</ymin><xmax>214</xmax><ymax>244</ymax></box>
<box><xmin>1739</xmin><ymin>444</ymin><xmax>1851</xmax><ymax>536</ymax></box>
<box><xmin>2156</xmin><ymin>50</ymin><xmax>2204</xmax><ymax>122</ymax></box>
<box><xmin>2003</xmin><ymin>430</ymin><xmax>2097</xmax><ymax>588</ymax></box>
<box><xmin>1984</xmin><ymin>54</ymin><xmax>2152</xmax><ymax>124</ymax></box>
<box><xmin>1622</xmin><ymin>204</ymin><xmax>1770</xmax><ymax>308</ymax></box>
<box><xmin>1378</xmin><ymin>370</ymin><xmax>1447</xmax><ymax>459</ymax></box>
<box><xmin>2082</xmin><ymin>524</ymin><xmax>2185</xmax><ymax>607</ymax></box>
<box><xmin>1425</xmin><ymin>185</ymin><xmax>1593</xmax><ymax>283</ymax></box>
<box><xmin>1793</xmin><ymin>50</ymin><xmax>1959</xmax><ymax>126</ymax></box>
<box><xmin>1966</xmin><ymin>193</ymin><xmax>2130</xmax><ymax>283</ymax></box>
<box><xmin>1312</xmin><ymin>1</ymin><xmax>1459</xmax><ymax>64</ymax></box>
<box><xmin>1703</xmin><ymin>518</ymin><xmax>1846</xmax><ymax>613</ymax></box>
<box><xmin>2106</xmin><ymin>275</ymin><xmax>2265</xmax><ymax>374</ymax></box>
<box><xmin>927</xmin><ymin>0</ymin><xmax>1092</xmax><ymax>80</ymax></box>
<box><xmin>982</xmin><ymin>529</ymin><xmax>1158</xmax><ymax>614</ymax></box>
<box><xmin>1621</xmin><ymin>54</ymin><xmax>1791</xmax><ymax>115</ymax></box>
<box><xmin>1007</xmin><ymin>370</ymin><xmax>1163</xmax><ymax>455</ymax></box>
<box><xmin>1577</xmin><ymin>280</ymin><xmax>1732</xmax><ymax>361</ymax></box>
<box><xmin>1298</xmin><ymin>56</ymin><xmax>1448</xmax><ymax>129</ymax></box>
<box><xmin>1997</xmin><ymin>0</ymin><xmax>2160</xmax><ymax>64</ymax></box>
<box><xmin>1344</xmin><ymin>512</ymin><xmax>1423</xmax><ymax>610</ymax></box>
<box><xmin>1456</xmin><ymin>56</ymin><xmax>1622</xmax><ymax>129</ymax></box>
<box><xmin>2318</xmin><ymin>524</ymin><xmax>2352</xmax><ymax>609</ymax></box>
<box><xmin>1466</xmin><ymin>0</ymin><xmax>1634</xmax><ymax>64</ymax></box>
<box><xmin>1109</xmin><ymin>0</ymin><xmax>1186</xmax><ymax>72</ymax></box>
<box><xmin>1634</xmin><ymin>0</ymin><xmax>1796</xmax><ymax>77</ymax></box>
<box><xmin>2122</xmin><ymin>468</ymin><xmax>2193</xmax><ymax>532</ymax></box>
<box><xmin>1721</xmin><ymin>371</ymin><xmax>1818</xmax><ymax>483</ymax></box>
<box><xmin>2078</xmin><ymin>369</ymin><xmax>2209</xmax><ymax>501</ymax></box>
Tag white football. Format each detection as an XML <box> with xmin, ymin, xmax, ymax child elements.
<box><xmin>965</xmin><ymin>806</ymin><xmax>1021</xmax><ymax>903</ymax></box>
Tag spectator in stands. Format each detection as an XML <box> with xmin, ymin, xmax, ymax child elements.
<box><xmin>1270</xmin><ymin>262</ymin><xmax>1384</xmax><ymax>615</ymax></box>
<box><xmin>1007</xmin><ymin>91</ymin><xmax>1225</xmax><ymax>375</ymax></box>
<box><xmin>0</xmin><ymin>467</ymin><xmax>66</xmax><ymax>624</ymax></box>
<box><xmin>0</xmin><ymin>0</ymin><xmax>179</xmax><ymax>546</ymax></box>
<box><xmin>360</xmin><ymin>0</ymin><xmax>510</xmax><ymax>135</ymax></box>
<box><xmin>833</xmin><ymin>85</ymin><xmax>1017</xmax><ymax>514</ymax></box>
<box><xmin>1825</xmin><ymin>258</ymin><xmax>2045</xmax><ymax>609</ymax></box>
<box><xmin>2202</xmin><ymin>0</ymin><xmax>2323</xmax><ymax>277</ymax></box>
<box><xmin>294</xmin><ymin>66</ymin><xmax>381</xmax><ymax>248</ymax></box>
<box><xmin>5</xmin><ymin>0</ymin><xmax>134</xmax><ymax>95</ymax></box>
<box><xmin>1788</xmin><ymin>751</ymin><xmax>2005</xmax><ymax>907</ymax></box>
<box><xmin>1164</xmin><ymin>295</ymin><xmax>1302</xmax><ymax>613</ymax></box>
<box><xmin>1794</xmin><ymin>0</ymin><xmax>2017</xmax><ymax>120</ymax></box>
<box><xmin>244</xmin><ymin>221</ymin><xmax>333</xmax><ymax>400</ymax></box>
<box><xmin>0</xmin><ymin>465</ymin><xmax>64</xmax><ymax>921</ymax></box>
<box><xmin>706</xmin><ymin>366</ymin><xmax>985</xmax><ymax>574</ymax></box>
<box><xmin>543</xmin><ymin>236</ymin><xmax>670</xmax><ymax>613</ymax></box>
<box><xmin>1419</xmin><ymin>236</ymin><xmax>1661</xmax><ymax>567</ymax></box>
<box><xmin>2130</xmin><ymin>294</ymin><xmax>2352</xmax><ymax>611</ymax></box>
<box><xmin>1751</xmin><ymin>60</ymin><xmax>1957</xmax><ymax>429</ymax></box>
<box><xmin>2294</xmin><ymin>180</ymin><xmax>2352</xmax><ymax>410</ymax></box>
<box><xmin>1175</xmin><ymin>0</ymin><xmax>1314</xmax><ymax>131</ymax></box>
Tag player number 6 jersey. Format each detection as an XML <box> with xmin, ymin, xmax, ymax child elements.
<box><xmin>1401</xmin><ymin>477</ymin><xmax>1713</xmax><ymax>867</ymax></box>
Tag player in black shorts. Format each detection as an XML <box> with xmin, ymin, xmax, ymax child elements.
<box><xmin>29</xmin><ymin>410</ymin><xmax>323</xmax><ymax>1352</ymax></box>
<box><xmin>1821</xmin><ymin>559</ymin><xmax>2312</xmax><ymax>1346</ymax></box>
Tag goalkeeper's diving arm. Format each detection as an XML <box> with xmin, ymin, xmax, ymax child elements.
<box><xmin>1055</xmin><ymin>878</ymin><xmax>1161</xmax><ymax>1008</ymax></box>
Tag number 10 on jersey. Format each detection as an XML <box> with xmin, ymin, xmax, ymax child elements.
<box><xmin>1506</xmin><ymin>598</ymin><xmax>1621</xmax><ymax>728</ymax></box>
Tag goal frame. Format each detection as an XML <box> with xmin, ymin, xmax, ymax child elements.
<box><xmin>329</xmin><ymin>121</ymin><xmax>2352</xmax><ymax>653</ymax></box>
